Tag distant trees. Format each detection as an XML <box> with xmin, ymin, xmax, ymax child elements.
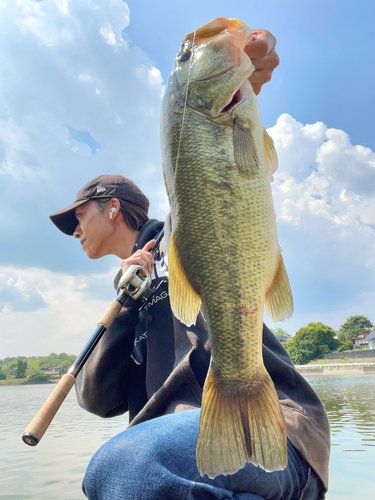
<box><xmin>26</xmin><ymin>372</ymin><xmax>51</xmax><ymax>383</ymax></box>
<box><xmin>270</xmin><ymin>327</ymin><xmax>291</xmax><ymax>339</ymax></box>
<box><xmin>284</xmin><ymin>322</ymin><xmax>339</xmax><ymax>365</ymax></box>
<box><xmin>0</xmin><ymin>353</ymin><xmax>76</xmax><ymax>382</ymax></box>
<box><xmin>16</xmin><ymin>359</ymin><xmax>27</xmax><ymax>379</ymax></box>
<box><xmin>338</xmin><ymin>315</ymin><xmax>373</xmax><ymax>343</ymax></box>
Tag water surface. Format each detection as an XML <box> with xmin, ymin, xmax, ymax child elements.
<box><xmin>1</xmin><ymin>375</ymin><xmax>374</xmax><ymax>499</ymax></box>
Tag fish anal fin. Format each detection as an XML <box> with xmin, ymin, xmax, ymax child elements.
<box><xmin>168</xmin><ymin>233</ymin><xmax>201</xmax><ymax>327</ymax></box>
<box><xmin>233</xmin><ymin>118</ymin><xmax>259</xmax><ymax>174</ymax></box>
<box><xmin>263</xmin><ymin>129</ymin><xmax>278</xmax><ymax>180</ymax></box>
<box><xmin>265</xmin><ymin>253</ymin><xmax>294</xmax><ymax>323</ymax></box>
<box><xmin>196</xmin><ymin>366</ymin><xmax>288</xmax><ymax>478</ymax></box>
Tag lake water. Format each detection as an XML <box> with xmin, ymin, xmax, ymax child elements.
<box><xmin>1</xmin><ymin>374</ymin><xmax>374</xmax><ymax>499</ymax></box>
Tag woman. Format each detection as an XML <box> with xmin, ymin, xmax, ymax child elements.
<box><xmin>49</xmin><ymin>31</ymin><xmax>329</xmax><ymax>500</ymax></box>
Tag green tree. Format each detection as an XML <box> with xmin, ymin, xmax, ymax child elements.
<box><xmin>26</xmin><ymin>357</ymin><xmax>42</xmax><ymax>377</ymax></box>
<box><xmin>16</xmin><ymin>359</ymin><xmax>28</xmax><ymax>379</ymax></box>
<box><xmin>26</xmin><ymin>372</ymin><xmax>51</xmax><ymax>383</ymax></box>
<box><xmin>6</xmin><ymin>360</ymin><xmax>17</xmax><ymax>379</ymax></box>
<box><xmin>0</xmin><ymin>372</ymin><xmax>6</xmax><ymax>380</ymax></box>
<box><xmin>284</xmin><ymin>322</ymin><xmax>339</xmax><ymax>365</ymax></box>
<box><xmin>270</xmin><ymin>327</ymin><xmax>291</xmax><ymax>339</ymax></box>
<box><xmin>339</xmin><ymin>315</ymin><xmax>373</xmax><ymax>342</ymax></box>
<box><xmin>337</xmin><ymin>339</ymin><xmax>354</xmax><ymax>352</ymax></box>
<box><xmin>60</xmin><ymin>356</ymin><xmax>76</xmax><ymax>374</ymax></box>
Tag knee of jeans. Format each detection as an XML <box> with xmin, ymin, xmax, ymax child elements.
<box><xmin>82</xmin><ymin>429</ymin><xmax>151</xmax><ymax>498</ymax></box>
<box><xmin>82</xmin><ymin>447</ymin><xmax>104</xmax><ymax>499</ymax></box>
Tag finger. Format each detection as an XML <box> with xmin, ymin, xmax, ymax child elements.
<box><xmin>251</xmin><ymin>48</ymin><xmax>280</xmax><ymax>71</ymax></box>
<box><xmin>251</xmin><ymin>83</ymin><xmax>263</xmax><ymax>96</ymax></box>
<box><xmin>121</xmin><ymin>261</ymin><xmax>130</xmax><ymax>274</ymax></box>
<box><xmin>147</xmin><ymin>260</ymin><xmax>154</xmax><ymax>275</ymax></box>
<box><xmin>249</xmin><ymin>68</ymin><xmax>273</xmax><ymax>85</ymax></box>
<box><xmin>123</xmin><ymin>255</ymin><xmax>147</xmax><ymax>269</ymax></box>
<box><xmin>244</xmin><ymin>29</ymin><xmax>277</xmax><ymax>60</ymax></box>
<box><xmin>143</xmin><ymin>239</ymin><xmax>156</xmax><ymax>251</ymax></box>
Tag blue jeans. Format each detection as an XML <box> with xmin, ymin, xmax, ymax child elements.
<box><xmin>83</xmin><ymin>409</ymin><xmax>320</xmax><ymax>500</ymax></box>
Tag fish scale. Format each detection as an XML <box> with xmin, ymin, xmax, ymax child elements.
<box><xmin>162</xmin><ymin>17</ymin><xmax>293</xmax><ymax>478</ymax></box>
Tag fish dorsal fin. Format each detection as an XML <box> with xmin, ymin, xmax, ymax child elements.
<box><xmin>233</xmin><ymin>118</ymin><xmax>259</xmax><ymax>174</ymax></box>
<box><xmin>168</xmin><ymin>233</ymin><xmax>201</xmax><ymax>326</ymax></box>
<box><xmin>263</xmin><ymin>129</ymin><xmax>278</xmax><ymax>181</ymax></box>
<box><xmin>265</xmin><ymin>252</ymin><xmax>293</xmax><ymax>323</ymax></box>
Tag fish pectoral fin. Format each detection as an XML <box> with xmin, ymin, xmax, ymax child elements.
<box><xmin>196</xmin><ymin>366</ymin><xmax>288</xmax><ymax>478</ymax></box>
<box><xmin>168</xmin><ymin>233</ymin><xmax>201</xmax><ymax>327</ymax></box>
<box><xmin>263</xmin><ymin>129</ymin><xmax>278</xmax><ymax>180</ymax></box>
<box><xmin>233</xmin><ymin>118</ymin><xmax>259</xmax><ymax>174</ymax></box>
<box><xmin>265</xmin><ymin>252</ymin><xmax>294</xmax><ymax>322</ymax></box>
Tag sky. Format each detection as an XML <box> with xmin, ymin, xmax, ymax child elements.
<box><xmin>0</xmin><ymin>0</ymin><xmax>374</xmax><ymax>358</ymax></box>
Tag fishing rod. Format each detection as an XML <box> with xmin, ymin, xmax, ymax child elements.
<box><xmin>22</xmin><ymin>228</ymin><xmax>164</xmax><ymax>447</ymax></box>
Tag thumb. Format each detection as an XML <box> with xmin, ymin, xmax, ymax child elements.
<box><xmin>143</xmin><ymin>239</ymin><xmax>156</xmax><ymax>252</ymax></box>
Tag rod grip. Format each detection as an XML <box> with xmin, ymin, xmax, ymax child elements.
<box><xmin>98</xmin><ymin>300</ymin><xmax>122</xmax><ymax>329</ymax></box>
<box><xmin>22</xmin><ymin>373</ymin><xmax>76</xmax><ymax>446</ymax></box>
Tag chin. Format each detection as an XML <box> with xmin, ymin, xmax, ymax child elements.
<box><xmin>84</xmin><ymin>248</ymin><xmax>99</xmax><ymax>260</ymax></box>
<box><xmin>86</xmin><ymin>249</ymin><xmax>105</xmax><ymax>260</ymax></box>
<box><xmin>87</xmin><ymin>253</ymin><xmax>101</xmax><ymax>260</ymax></box>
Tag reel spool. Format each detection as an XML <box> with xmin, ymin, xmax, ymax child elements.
<box><xmin>117</xmin><ymin>265</ymin><xmax>152</xmax><ymax>300</ymax></box>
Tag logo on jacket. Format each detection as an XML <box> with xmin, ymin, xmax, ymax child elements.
<box><xmin>147</xmin><ymin>290</ymin><xmax>168</xmax><ymax>308</ymax></box>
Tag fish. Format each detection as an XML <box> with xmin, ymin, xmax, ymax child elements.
<box><xmin>161</xmin><ymin>17</ymin><xmax>294</xmax><ymax>479</ymax></box>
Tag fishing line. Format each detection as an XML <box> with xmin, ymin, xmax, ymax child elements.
<box><xmin>174</xmin><ymin>29</ymin><xmax>197</xmax><ymax>176</ymax></box>
<box><xmin>142</xmin><ymin>30</ymin><xmax>197</xmax><ymax>273</ymax></box>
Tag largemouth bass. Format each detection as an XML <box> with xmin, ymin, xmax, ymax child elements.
<box><xmin>161</xmin><ymin>17</ymin><xmax>293</xmax><ymax>479</ymax></box>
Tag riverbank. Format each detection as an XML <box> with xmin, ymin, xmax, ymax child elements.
<box><xmin>296</xmin><ymin>363</ymin><xmax>375</xmax><ymax>376</ymax></box>
<box><xmin>0</xmin><ymin>378</ymin><xmax>57</xmax><ymax>386</ymax></box>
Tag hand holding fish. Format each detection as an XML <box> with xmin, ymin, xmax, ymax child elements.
<box><xmin>245</xmin><ymin>29</ymin><xmax>279</xmax><ymax>95</ymax></box>
<box><xmin>121</xmin><ymin>240</ymin><xmax>155</xmax><ymax>275</ymax></box>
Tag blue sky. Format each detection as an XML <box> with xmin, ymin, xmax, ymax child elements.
<box><xmin>0</xmin><ymin>0</ymin><xmax>374</xmax><ymax>357</ymax></box>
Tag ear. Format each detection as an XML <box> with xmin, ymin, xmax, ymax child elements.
<box><xmin>107</xmin><ymin>198</ymin><xmax>122</xmax><ymax>221</ymax></box>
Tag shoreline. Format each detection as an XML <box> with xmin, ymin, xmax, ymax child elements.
<box><xmin>296</xmin><ymin>365</ymin><xmax>375</xmax><ymax>376</ymax></box>
<box><xmin>0</xmin><ymin>380</ymin><xmax>58</xmax><ymax>387</ymax></box>
<box><xmin>3</xmin><ymin>366</ymin><xmax>375</xmax><ymax>385</ymax></box>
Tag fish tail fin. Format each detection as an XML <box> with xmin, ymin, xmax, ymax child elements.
<box><xmin>196</xmin><ymin>366</ymin><xmax>288</xmax><ymax>479</ymax></box>
<box><xmin>265</xmin><ymin>252</ymin><xmax>294</xmax><ymax>323</ymax></box>
<box><xmin>168</xmin><ymin>233</ymin><xmax>201</xmax><ymax>326</ymax></box>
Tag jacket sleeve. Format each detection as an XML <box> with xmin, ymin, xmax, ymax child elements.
<box><xmin>75</xmin><ymin>296</ymin><xmax>141</xmax><ymax>417</ymax></box>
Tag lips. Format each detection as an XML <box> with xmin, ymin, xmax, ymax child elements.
<box><xmin>80</xmin><ymin>238</ymin><xmax>86</xmax><ymax>247</ymax></box>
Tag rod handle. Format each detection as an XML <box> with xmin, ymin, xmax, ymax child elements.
<box><xmin>22</xmin><ymin>373</ymin><xmax>75</xmax><ymax>446</ymax></box>
<box><xmin>98</xmin><ymin>300</ymin><xmax>122</xmax><ymax>329</ymax></box>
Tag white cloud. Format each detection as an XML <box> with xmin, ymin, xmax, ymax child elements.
<box><xmin>269</xmin><ymin>114</ymin><xmax>375</xmax><ymax>267</ymax></box>
<box><xmin>266</xmin><ymin>114</ymin><xmax>375</xmax><ymax>332</ymax></box>
<box><xmin>0</xmin><ymin>0</ymin><xmax>168</xmax><ymax>276</ymax></box>
<box><xmin>0</xmin><ymin>266</ymin><xmax>118</xmax><ymax>358</ymax></box>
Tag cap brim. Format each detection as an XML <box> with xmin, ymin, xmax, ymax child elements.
<box><xmin>49</xmin><ymin>199</ymin><xmax>89</xmax><ymax>235</ymax></box>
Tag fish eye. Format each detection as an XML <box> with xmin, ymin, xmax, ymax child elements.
<box><xmin>178</xmin><ymin>51</ymin><xmax>191</xmax><ymax>62</ymax></box>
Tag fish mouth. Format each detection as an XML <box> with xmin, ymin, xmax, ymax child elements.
<box><xmin>220</xmin><ymin>88</ymin><xmax>242</xmax><ymax>113</ymax></box>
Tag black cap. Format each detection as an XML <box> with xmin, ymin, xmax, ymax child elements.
<box><xmin>50</xmin><ymin>174</ymin><xmax>150</xmax><ymax>235</ymax></box>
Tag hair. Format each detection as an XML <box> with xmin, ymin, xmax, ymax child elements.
<box><xmin>96</xmin><ymin>197</ymin><xmax>149</xmax><ymax>231</ymax></box>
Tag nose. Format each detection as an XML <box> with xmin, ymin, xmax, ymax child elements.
<box><xmin>73</xmin><ymin>223</ymin><xmax>82</xmax><ymax>239</ymax></box>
